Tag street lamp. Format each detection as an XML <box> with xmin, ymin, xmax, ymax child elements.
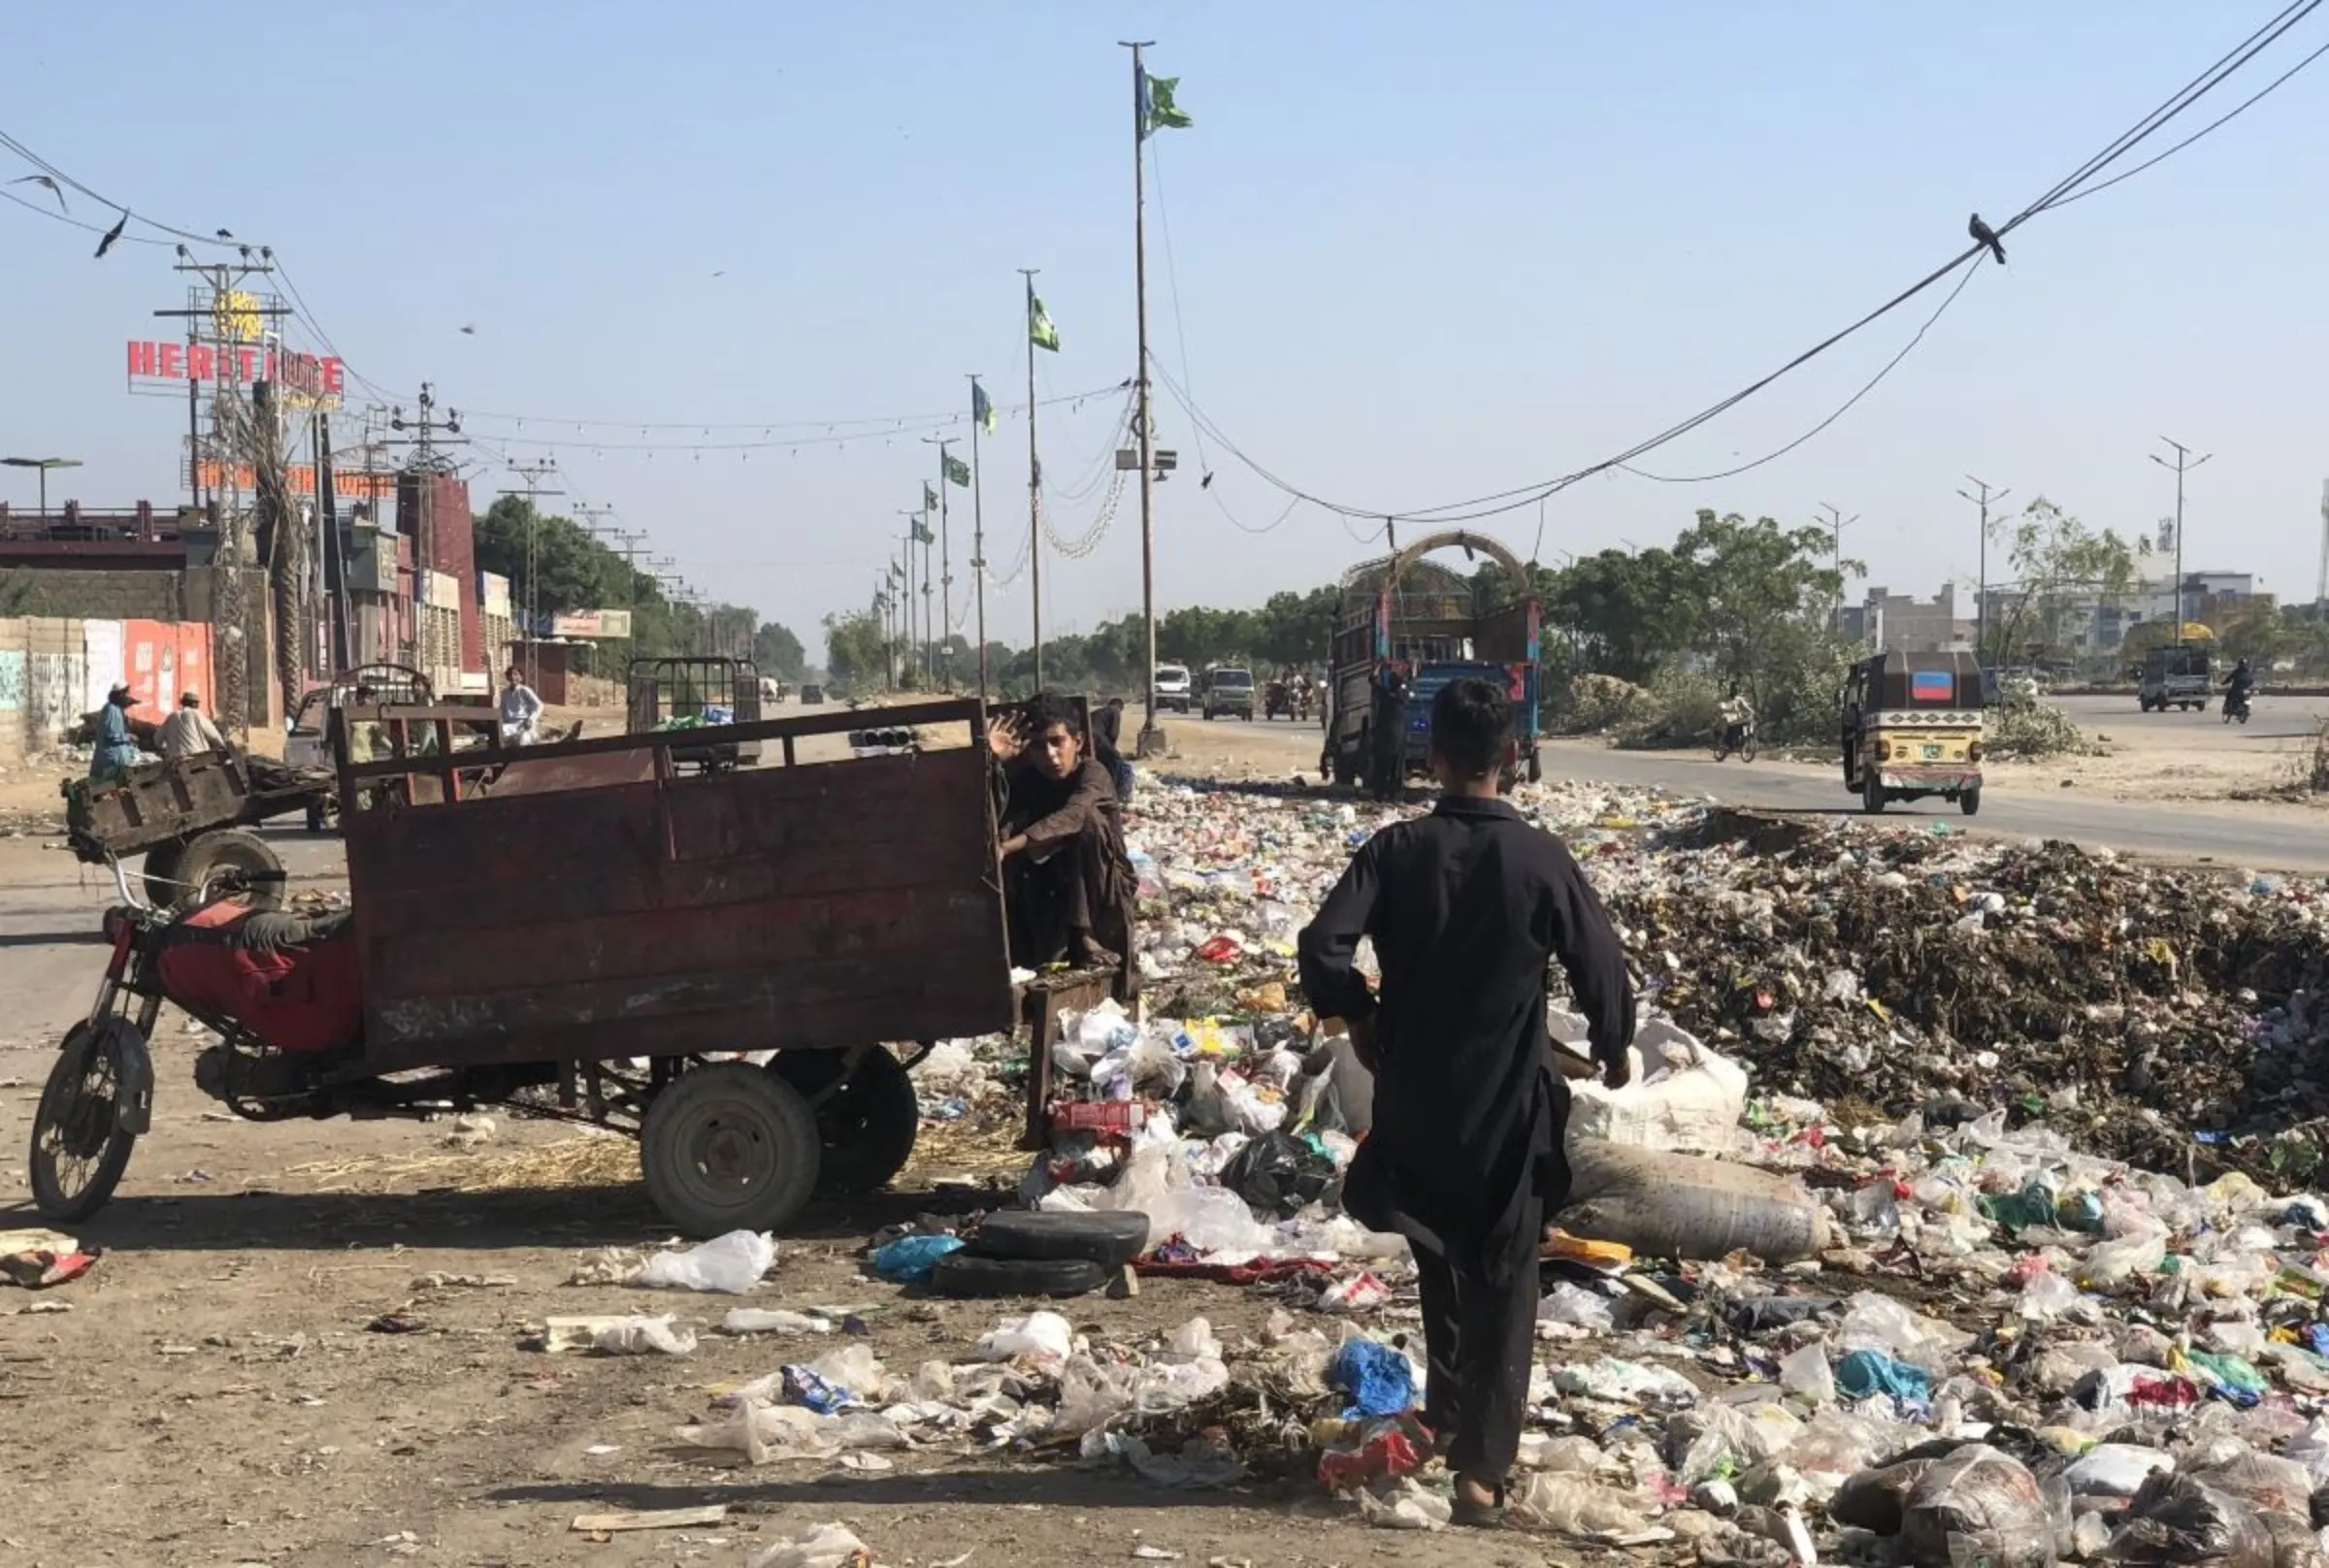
<box><xmin>1</xmin><ymin>456</ymin><xmax>83</xmax><ymax>522</ymax></box>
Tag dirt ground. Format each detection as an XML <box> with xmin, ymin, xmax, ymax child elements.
<box><xmin>0</xmin><ymin>731</ymin><xmax>1605</xmax><ymax>1568</ymax></box>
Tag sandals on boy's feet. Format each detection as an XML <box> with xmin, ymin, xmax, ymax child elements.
<box><xmin>1450</xmin><ymin>1483</ymin><xmax>1507</xmax><ymax>1530</ymax></box>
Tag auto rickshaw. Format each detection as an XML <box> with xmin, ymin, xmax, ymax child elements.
<box><xmin>1840</xmin><ymin>650</ymin><xmax>1985</xmax><ymax>816</ymax></box>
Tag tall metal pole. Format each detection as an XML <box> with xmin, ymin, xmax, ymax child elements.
<box><xmin>1020</xmin><ymin>268</ymin><xmax>1044</xmax><ymax>690</ymax></box>
<box><xmin>968</xmin><ymin>375</ymin><xmax>991</xmax><ymax>706</ymax></box>
<box><xmin>2151</xmin><ymin>437</ymin><xmax>2212</xmax><ymax>640</ymax></box>
<box><xmin>924</xmin><ymin>434</ymin><xmax>958</xmax><ymax>690</ymax></box>
<box><xmin>1123</xmin><ymin>39</ymin><xmax>1163</xmax><ymax>755</ymax></box>
<box><xmin>897</xmin><ymin>509</ymin><xmax>921</xmax><ymax>686</ymax></box>
<box><xmin>1958</xmin><ymin>476</ymin><xmax>2009</xmax><ymax>661</ymax></box>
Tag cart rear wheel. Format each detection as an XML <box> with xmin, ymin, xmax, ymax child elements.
<box><xmin>173</xmin><ymin>830</ymin><xmax>286</xmax><ymax>911</ymax></box>
<box><xmin>1861</xmin><ymin>773</ymin><xmax>1887</xmax><ymax>815</ymax></box>
<box><xmin>769</xmin><ymin>1047</ymin><xmax>920</xmax><ymax>1195</ymax></box>
<box><xmin>640</xmin><ymin>1062</ymin><xmax>820</xmax><ymax>1236</ymax></box>
<box><xmin>1960</xmin><ymin>787</ymin><xmax>1982</xmax><ymax>817</ymax></box>
<box><xmin>140</xmin><ymin>840</ymin><xmax>185</xmax><ymax>908</ymax></box>
<box><xmin>30</xmin><ymin>1022</ymin><xmax>139</xmax><ymax>1223</ymax></box>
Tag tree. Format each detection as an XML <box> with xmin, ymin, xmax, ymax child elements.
<box><xmin>752</xmin><ymin>621</ymin><xmax>806</xmax><ymax>680</ymax></box>
<box><xmin>473</xmin><ymin>496</ymin><xmax>627</xmax><ymax>618</ymax></box>
<box><xmin>1252</xmin><ymin>586</ymin><xmax>1340</xmax><ymax>668</ymax></box>
<box><xmin>822</xmin><ymin>610</ymin><xmax>892</xmax><ymax>690</ymax></box>
<box><xmin>1541</xmin><ymin>548</ymin><xmax>1690</xmax><ymax>684</ymax></box>
<box><xmin>1985</xmin><ymin>498</ymin><xmax>2138</xmax><ymax>667</ymax></box>
<box><xmin>1665</xmin><ymin>510</ymin><xmax>1853</xmax><ymax>737</ymax></box>
<box><xmin>2216</xmin><ymin>599</ymin><xmax>2291</xmax><ymax>666</ymax></box>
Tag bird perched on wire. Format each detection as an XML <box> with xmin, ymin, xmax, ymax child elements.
<box><xmin>1968</xmin><ymin>212</ymin><xmax>2007</xmax><ymax>266</ymax></box>
<box><xmin>9</xmin><ymin>174</ymin><xmax>66</xmax><ymax>212</ymax></box>
<box><xmin>214</xmin><ymin>227</ymin><xmax>233</xmax><ymax>240</ymax></box>
<box><xmin>94</xmin><ymin>209</ymin><xmax>127</xmax><ymax>259</ymax></box>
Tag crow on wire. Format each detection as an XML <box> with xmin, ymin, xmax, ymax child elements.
<box><xmin>1968</xmin><ymin>212</ymin><xmax>2007</xmax><ymax>265</ymax></box>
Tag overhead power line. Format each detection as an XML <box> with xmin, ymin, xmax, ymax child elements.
<box><xmin>1153</xmin><ymin>0</ymin><xmax>2329</xmax><ymax>528</ymax></box>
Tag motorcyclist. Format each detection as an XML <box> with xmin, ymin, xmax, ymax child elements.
<box><xmin>2224</xmin><ymin>657</ymin><xmax>2257</xmax><ymax>715</ymax></box>
<box><xmin>1719</xmin><ymin>683</ymin><xmax>1755</xmax><ymax>752</ymax></box>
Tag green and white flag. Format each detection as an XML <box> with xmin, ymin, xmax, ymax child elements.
<box><xmin>913</xmin><ymin>518</ymin><xmax>935</xmax><ymax>545</ymax></box>
<box><xmin>1029</xmin><ymin>290</ymin><xmax>1061</xmax><ymax>352</ymax></box>
<box><xmin>1139</xmin><ymin>69</ymin><xmax>1192</xmax><ymax>138</ymax></box>
<box><xmin>971</xmin><ymin>379</ymin><xmax>997</xmax><ymax>435</ymax></box>
<box><xmin>943</xmin><ymin>453</ymin><xmax>971</xmax><ymax>487</ymax></box>
<box><xmin>923</xmin><ymin>481</ymin><xmax>939</xmax><ymax>512</ymax></box>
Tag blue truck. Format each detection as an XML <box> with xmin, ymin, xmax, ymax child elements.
<box><xmin>1320</xmin><ymin>530</ymin><xmax>1542</xmax><ymax>795</ymax></box>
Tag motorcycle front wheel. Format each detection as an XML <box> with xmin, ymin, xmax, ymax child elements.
<box><xmin>29</xmin><ymin>1021</ymin><xmax>140</xmax><ymax>1222</ymax></box>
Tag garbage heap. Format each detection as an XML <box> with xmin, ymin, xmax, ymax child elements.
<box><xmin>896</xmin><ymin>777</ymin><xmax>2329</xmax><ymax>1557</ymax></box>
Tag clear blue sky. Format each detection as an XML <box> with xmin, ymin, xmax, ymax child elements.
<box><xmin>5</xmin><ymin>2</ymin><xmax>2326</xmax><ymax>645</ymax></box>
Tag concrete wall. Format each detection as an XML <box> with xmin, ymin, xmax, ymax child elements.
<box><xmin>0</xmin><ymin>615</ymin><xmax>214</xmax><ymax>760</ymax></box>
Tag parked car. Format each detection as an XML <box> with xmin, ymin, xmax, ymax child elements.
<box><xmin>1201</xmin><ymin>666</ymin><xmax>1257</xmax><ymax>722</ymax></box>
<box><xmin>1154</xmin><ymin>664</ymin><xmax>1193</xmax><ymax>714</ymax></box>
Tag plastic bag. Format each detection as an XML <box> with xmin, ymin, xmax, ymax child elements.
<box><xmin>1668</xmin><ymin>1401</ymin><xmax>1804</xmax><ymax>1486</ymax></box>
<box><xmin>627</xmin><ymin>1229</ymin><xmax>774</xmax><ymax>1294</ymax></box>
<box><xmin>1781</xmin><ymin>1343</ymin><xmax>1837</xmax><ymax>1406</ymax></box>
<box><xmin>721</xmin><ymin>1308</ymin><xmax>835</xmax><ymax>1336</ymax></box>
<box><xmin>1327</xmin><ymin>1338</ymin><xmax>1416</xmax><ymax>1419</ymax></box>
<box><xmin>1897</xmin><ymin>1444</ymin><xmax>2057</xmax><ymax>1568</ymax></box>
<box><xmin>2106</xmin><ymin>1472</ymin><xmax>2274</xmax><ymax>1567</ymax></box>
<box><xmin>547</xmin><ymin>1312</ymin><xmax>696</xmax><ymax>1356</ymax></box>
<box><xmin>1221</xmin><ymin>1129</ymin><xmax>1336</xmax><ymax>1220</ymax></box>
<box><xmin>2077</xmin><ymin>1230</ymin><xmax>2168</xmax><ymax>1290</ymax></box>
<box><xmin>1566</xmin><ymin>1022</ymin><xmax>1749</xmax><ymax>1155</ymax></box>
<box><xmin>1835</xmin><ymin>1348</ymin><xmax>1933</xmax><ymax>1403</ymax></box>
<box><xmin>2183</xmin><ymin>1450</ymin><xmax>2313</xmax><ymax>1519</ymax></box>
<box><xmin>974</xmin><ymin>1310</ymin><xmax>1073</xmax><ymax>1366</ymax></box>
<box><xmin>1539</xmin><ymin>1282</ymin><xmax>1617</xmax><ymax>1332</ymax></box>
<box><xmin>869</xmin><ymin>1232</ymin><xmax>963</xmax><ymax>1282</ymax></box>
<box><xmin>1508</xmin><ymin>1473</ymin><xmax>1659</xmax><ymax>1538</ymax></box>
<box><xmin>2061</xmin><ymin>1443</ymin><xmax>2176</xmax><ymax>1498</ymax></box>
<box><xmin>746</xmin><ymin>1522</ymin><xmax>872</xmax><ymax>1568</ymax></box>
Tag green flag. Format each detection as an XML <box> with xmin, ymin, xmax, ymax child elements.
<box><xmin>889</xmin><ymin>561</ymin><xmax>903</xmax><ymax>582</ymax></box>
<box><xmin>1029</xmin><ymin>291</ymin><xmax>1060</xmax><ymax>352</ymax></box>
<box><xmin>913</xmin><ymin>519</ymin><xmax>935</xmax><ymax>545</ymax></box>
<box><xmin>923</xmin><ymin>482</ymin><xmax>938</xmax><ymax>512</ymax></box>
<box><xmin>971</xmin><ymin>379</ymin><xmax>996</xmax><ymax>434</ymax></box>
<box><xmin>943</xmin><ymin>453</ymin><xmax>970</xmax><ymax>487</ymax></box>
<box><xmin>1140</xmin><ymin>69</ymin><xmax>1192</xmax><ymax>137</ymax></box>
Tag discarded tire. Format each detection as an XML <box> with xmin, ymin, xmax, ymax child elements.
<box><xmin>928</xmin><ymin>1252</ymin><xmax>1110</xmax><ymax>1299</ymax></box>
<box><xmin>965</xmin><ymin>1209</ymin><xmax>1150</xmax><ymax>1267</ymax></box>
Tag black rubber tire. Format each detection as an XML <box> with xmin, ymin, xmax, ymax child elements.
<box><xmin>929</xmin><ymin>1251</ymin><xmax>1110</xmax><ymax>1300</ymax></box>
<box><xmin>1861</xmin><ymin>774</ymin><xmax>1887</xmax><ymax>815</ymax></box>
<box><xmin>1960</xmin><ymin>788</ymin><xmax>1982</xmax><ymax>817</ymax></box>
<box><xmin>140</xmin><ymin>839</ymin><xmax>186</xmax><ymax>908</ymax></box>
<box><xmin>29</xmin><ymin>1021</ymin><xmax>139</xmax><ymax>1223</ymax></box>
<box><xmin>1525</xmin><ymin>752</ymin><xmax>1543</xmax><ymax>784</ymax></box>
<box><xmin>768</xmin><ymin>1047</ymin><xmax>920</xmax><ymax>1195</ymax></box>
<box><xmin>639</xmin><ymin>1062</ymin><xmax>821</xmax><ymax>1236</ymax></box>
<box><xmin>1741</xmin><ymin>737</ymin><xmax>1758</xmax><ymax>764</ymax></box>
<box><xmin>967</xmin><ymin>1209</ymin><xmax>1150</xmax><ymax>1266</ymax></box>
<box><xmin>174</xmin><ymin>829</ymin><xmax>286</xmax><ymax>911</ymax></box>
<box><xmin>305</xmin><ymin>800</ymin><xmax>326</xmax><ymax>833</ymax></box>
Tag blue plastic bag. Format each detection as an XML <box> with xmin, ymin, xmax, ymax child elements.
<box><xmin>870</xmin><ymin>1233</ymin><xmax>963</xmax><ymax>1283</ymax></box>
<box><xmin>1328</xmin><ymin>1338</ymin><xmax>1416</xmax><ymax>1419</ymax></box>
<box><xmin>1835</xmin><ymin>1348</ymin><xmax>1931</xmax><ymax>1403</ymax></box>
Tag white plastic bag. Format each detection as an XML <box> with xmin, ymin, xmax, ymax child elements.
<box><xmin>747</xmin><ymin>1521</ymin><xmax>871</xmax><ymax>1568</ymax></box>
<box><xmin>627</xmin><ymin>1229</ymin><xmax>774</xmax><ymax>1294</ymax></box>
<box><xmin>974</xmin><ymin>1310</ymin><xmax>1074</xmax><ymax>1367</ymax></box>
<box><xmin>589</xmin><ymin>1314</ymin><xmax>696</xmax><ymax>1356</ymax></box>
<box><xmin>1566</xmin><ymin>1021</ymin><xmax>1749</xmax><ymax>1155</ymax></box>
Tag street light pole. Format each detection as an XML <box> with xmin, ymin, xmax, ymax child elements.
<box><xmin>1957</xmin><ymin>476</ymin><xmax>2009</xmax><ymax>661</ymax></box>
<box><xmin>2150</xmin><ymin>438</ymin><xmax>2212</xmax><ymax>639</ymax></box>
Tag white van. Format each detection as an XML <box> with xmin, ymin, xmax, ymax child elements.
<box><xmin>1154</xmin><ymin>664</ymin><xmax>1193</xmax><ymax>714</ymax></box>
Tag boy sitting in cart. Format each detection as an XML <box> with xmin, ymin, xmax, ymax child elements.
<box><xmin>988</xmin><ymin>693</ymin><xmax>1139</xmax><ymax>1004</ymax></box>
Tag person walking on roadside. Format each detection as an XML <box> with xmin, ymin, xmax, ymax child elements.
<box><xmin>1298</xmin><ymin>675</ymin><xmax>1634</xmax><ymax>1529</ymax></box>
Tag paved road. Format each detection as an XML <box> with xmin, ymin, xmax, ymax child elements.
<box><xmin>1184</xmin><ymin>716</ymin><xmax>2329</xmax><ymax>873</ymax></box>
<box><xmin>2055</xmin><ymin>690</ymin><xmax>2329</xmax><ymax>741</ymax></box>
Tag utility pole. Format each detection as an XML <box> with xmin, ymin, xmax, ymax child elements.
<box><xmin>315</xmin><ymin>412</ymin><xmax>350</xmax><ymax>671</ymax></box>
<box><xmin>1122</xmin><ymin>39</ymin><xmax>1164</xmax><ymax>756</ymax></box>
<box><xmin>2151</xmin><ymin>437</ymin><xmax>2212</xmax><ymax>641</ymax></box>
<box><xmin>923</xmin><ymin>434</ymin><xmax>958</xmax><ymax>689</ymax></box>
<box><xmin>1816</xmin><ymin>502</ymin><xmax>1858</xmax><ymax>586</ymax></box>
<box><xmin>1957</xmin><ymin>476</ymin><xmax>2010</xmax><ymax>662</ymax></box>
<box><xmin>896</xmin><ymin>508</ymin><xmax>924</xmax><ymax>687</ymax></box>
<box><xmin>498</xmin><ymin>458</ymin><xmax>562</xmax><ymax>689</ymax></box>
<box><xmin>1019</xmin><ymin>267</ymin><xmax>1044</xmax><ymax>689</ymax></box>
<box><xmin>2316</xmin><ymin>479</ymin><xmax>2328</xmax><ymax>613</ymax></box>
<box><xmin>968</xmin><ymin>375</ymin><xmax>992</xmax><ymax>706</ymax></box>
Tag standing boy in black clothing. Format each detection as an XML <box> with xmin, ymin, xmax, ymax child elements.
<box><xmin>1297</xmin><ymin>676</ymin><xmax>1634</xmax><ymax>1528</ymax></box>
